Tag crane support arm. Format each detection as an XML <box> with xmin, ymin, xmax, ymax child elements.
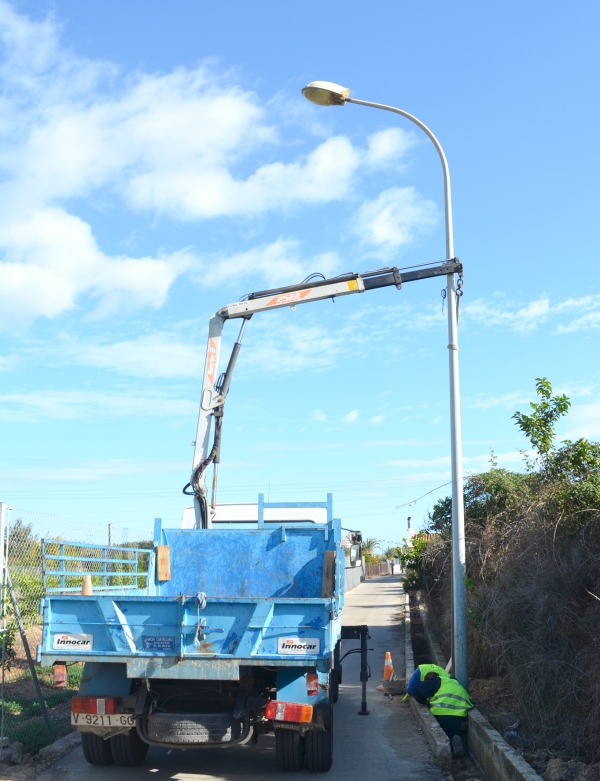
<box><xmin>217</xmin><ymin>260</ymin><xmax>461</xmax><ymax>320</ymax></box>
<box><xmin>187</xmin><ymin>259</ymin><xmax>462</xmax><ymax>527</ymax></box>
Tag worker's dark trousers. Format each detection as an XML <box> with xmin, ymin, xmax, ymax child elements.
<box><xmin>434</xmin><ymin>715</ymin><xmax>468</xmax><ymax>754</ymax></box>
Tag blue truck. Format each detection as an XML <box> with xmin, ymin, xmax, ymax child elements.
<box><xmin>39</xmin><ymin>497</ymin><xmax>365</xmax><ymax>771</ymax></box>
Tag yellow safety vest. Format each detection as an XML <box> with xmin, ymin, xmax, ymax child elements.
<box><xmin>429</xmin><ymin>678</ymin><xmax>473</xmax><ymax>718</ymax></box>
<box><xmin>418</xmin><ymin>664</ymin><xmax>451</xmax><ymax>681</ymax></box>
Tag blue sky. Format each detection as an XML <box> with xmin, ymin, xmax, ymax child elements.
<box><xmin>1</xmin><ymin>0</ymin><xmax>599</xmax><ymax>544</ymax></box>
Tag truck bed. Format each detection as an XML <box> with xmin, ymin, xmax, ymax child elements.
<box><xmin>39</xmin><ymin>500</ymin><xmax>344</xmax><ymax>681</ymax></box>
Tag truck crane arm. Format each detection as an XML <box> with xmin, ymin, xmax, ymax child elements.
<box><xmin>185</xmin><ymin>259</ymin><xmax>462</xmax><ymax>528</ymax></box>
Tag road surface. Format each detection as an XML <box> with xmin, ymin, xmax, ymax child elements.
<box><xmin>38</xmin><ymin>576</ymin><xmax>444</xmax><ymax>781</ymax></box>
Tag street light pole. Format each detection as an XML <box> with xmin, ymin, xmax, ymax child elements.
<box><xmin>301</xmin><ymin>82</ymin><xmax>468</xmax><ymax>688</ymax></box>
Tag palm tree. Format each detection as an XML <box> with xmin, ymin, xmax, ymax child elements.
<box><xmin>361</xmin><ymin>538</ymin><xmax>378</xmax><ymax>556</ymax></box>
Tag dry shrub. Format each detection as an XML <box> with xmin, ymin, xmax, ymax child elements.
<box><xmin>419</xmin><ymin>481</ymin><xmax>600</xmax><ymax>761</ymax></box>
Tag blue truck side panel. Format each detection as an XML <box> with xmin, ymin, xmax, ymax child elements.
<box><xmin>39</xmin><ymin>498</ymin><xmax>344</xmax><ymax>689</ymax></box>
<box><xmin>159</xmin><ymin>527</ymin><xmax>329</xmax><ymax>599</ymax></box>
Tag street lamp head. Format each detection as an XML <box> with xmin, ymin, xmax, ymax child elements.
<box><xmin>301</xmin><ymin>81</ymin><xmax>350</xmax><ymax>106</ymax></box>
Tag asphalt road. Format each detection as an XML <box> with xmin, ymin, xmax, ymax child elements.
<box><xmin>38</xmin><ymin>576</ymin><xmax>444</xmax><ymax>781</ymax></box>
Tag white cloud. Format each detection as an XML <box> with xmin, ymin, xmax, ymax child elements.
<box><xmin>563</xmin><ymin>400</ymin><xmax>600</xmax><ymax>440</ymax></box>
<box><xmin>364</xmin><ymin>128</ymin><xmax>417</xmax><ymax>169</ymax></box>
<box><xmin>463</xmin><ymin>296</ymin><xmax>552</xmax><ymax>334</ymax></box>
<box><xmin>353</xmin><ymin>187</ymin><xmax>438</xmax><ymax>255</ymax></box>
<box><xmin>466</xmin><ymin>392</ymin><xmax>529</xmax><ymax>411</ymax></box>
<box><xmin>370</xmin><ymin>414</ymin><xmax>385</xmax><ymax>425</ymax></box>
<box><xmin>57</xmin><ymin>333</ymin><xmax>204</xmax><ymax>378</ymax></box>
<box><xmin>0</xmin><ymin>3</ymin><xmax>422</xmax><ymax>328</ymax></box>
<box><xmin>0</xmin><ymin>207</ymin><xmax>191</xmax><ymax>325</ymax></box>
<box><xmin>0</xmin><ymin>355</ymin><xmax>17</xmax><ymax>371</ymax></box>
<box><xmin>344</xmin><ymin>410</ymin><xmax>359</xmax><ymax>424</ymax></box>
<box><xmin>240</xmin><ymin>318</ymin><xmax>349</xmax><ymax>376</ymax></box>
<box><xmin>200</xmin><ymin>239</ymin><xmax>340</xmax><ymax>289</ymax></box>
<box><xmin>0</xmin><ymin>390</ymin><xmax>196</xmax><ymax>421</ymax></box>
<box><xmin>128</xmin><ymin>134</ymin><xmax>361</xmax><ymax>219</ymax></box>
<box><xmin>555</xmin><ymin>311</ymin><xmax>600</xmax><ymax>333</ymax></box>
<box><xmin>313</xmin><ymin>409</ymin><xmax>327</xmax><ymax>423</ymax></box>
<box><xmin>463</xmin><ymin>293</ymin><xmax>600</xmax><ymax>334</ymax></box>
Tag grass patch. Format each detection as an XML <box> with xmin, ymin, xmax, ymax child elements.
<box><xmin>1</xmin><ymin>663</ymin><xmax>83</xmax><ymax>753</ymax></box>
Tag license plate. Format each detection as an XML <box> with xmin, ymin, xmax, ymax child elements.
<box><xmin>71</xmin><ymin>713</ymin><xmax>135</xmax><ymax>728</ymax></box>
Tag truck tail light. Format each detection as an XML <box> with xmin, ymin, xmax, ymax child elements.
<box><xmin>265</xmin><ymin>701</ymin><xmax>313</xmax><ymax>723</ymax></box>
<box><xmin>71</xmin><ymin>697</ymin><xmax>116</xmax><ymax>715</ymax></box>
<box><xmin>306</xmin><ymin>673</ymin><xmax>319</xmax><ymax>696</ymax></box>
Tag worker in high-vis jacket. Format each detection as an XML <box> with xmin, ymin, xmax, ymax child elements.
<box><xmin>413</xmin><ymin>673</ymin><xmax>473</xmax><ymax>759</ymax></box>
<box><xmin>406</xmin><ymin>663</ymin><xmax>451</xmax><ymax>697</ymax></box>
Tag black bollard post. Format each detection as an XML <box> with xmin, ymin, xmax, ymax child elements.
<box><xmin>340</xmin><ymin>624</ymin><xmax>372</xmax><ymax>715</ymax></box>
<box><xmin>358</xmin><ymin>625</ymin><xmax>370</xmax><ymax>715</ymax></box>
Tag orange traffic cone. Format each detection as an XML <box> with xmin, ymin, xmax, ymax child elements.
<box><xmin>376</xmin><ymin>652</ymin><xmax>395</xmax><ymax>691</ymax></box>
<box><xmin>81</xmin><ymin>575</ymin><xmax>93</xmax><ymax>595</ymax></box>
<box><xmin>383</xmin><ymin>651</ymin><xmax>394</xmax><ymax>680</ymax></box>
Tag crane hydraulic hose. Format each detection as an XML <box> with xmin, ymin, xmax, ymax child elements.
<box><xmin>183</xmin><ymin>318</ymin><xmax>250</xmax><ymax>526</ymax></box>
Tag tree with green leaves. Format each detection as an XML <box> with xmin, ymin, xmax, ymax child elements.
<box><xmin>361</xmin><ymin>538</ymin><xmax>378</xmax><ymax>555</ymax></box>
<box><xmin>512</xmin><ymin>377</ymin><xmax>570</xmax><ymax>468</ymax></box>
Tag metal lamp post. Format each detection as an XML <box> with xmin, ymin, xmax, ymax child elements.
<box><xmin>302</xmin><ymin>81</ymin><xmax>468</xmax><ymax>688</ymax></box>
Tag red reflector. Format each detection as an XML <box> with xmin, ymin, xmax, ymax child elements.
<box><xmin>265</xmin><ymin>700</ymin><xmax>313</xmax><ymax>723</ymax></box>
<box><xmin>53</xmin><ymin>663</ymin><xmax>67</xmax><ymax>688</ymax></box>
<box><xmin>306</xmin><ymin>673</ymin><xmax>319</xmax><ymax>696</ymax></box>
<box><xmin>71</xmin><ymin>697</ymin><xmax>115</xmax><ymax>715</ymax></box>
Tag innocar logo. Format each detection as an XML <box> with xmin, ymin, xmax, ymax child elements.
<box><xmin>52</xmin><ymin>633</ymin><xmax>93</xmax><ymax>650</ymax></box>
<box><xmin>277</xmin><ymin>637</ymin><xmax>320</xmax><ymax>654</ymax></box>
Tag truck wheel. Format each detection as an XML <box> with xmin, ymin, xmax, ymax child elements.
<box><xmin>275</xmin><ymin>728</ymin><xmax>304</xmax><ymax>771</ymax></box>
<box><xmin>305</xmin><ymin>730</ymin><xmax>333</xmax><ymax>772</ymax></box>
<box><xmin>111</xmin><ymin>728</ymin><xmax>149</xmax><ymax>766</ymax></box>
<box><xmin>81</xmin><ymin>732</ymin><xmax>114</xmax><ymax>766</ymax></box>
<box><xmin>305</xmin><ymin>708</ymin><xmax>333</xmax><ymax>772</ymax></box>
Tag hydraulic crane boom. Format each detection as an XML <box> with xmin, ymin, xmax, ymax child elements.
<box><xmin>185</xmin><ymin>259</ymin><xmax>462</xmax><ymax>528</ymax></box>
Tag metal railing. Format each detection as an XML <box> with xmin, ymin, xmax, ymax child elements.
<box><xmin>41</xmin><ymin>539</ymin><xmax>151</xmax><ymax>593</ymax></box>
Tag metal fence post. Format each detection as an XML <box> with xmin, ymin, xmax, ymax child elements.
<box><xmin>108</xmin><ymin>524</ymin><xmax>113</xmax><ymax>586</ymax></box>
<box><xmin>6</xmin><ymin>569</ymin><xmax>54</xmax><ymax>741</ymax></box>
<box><xmin>0</xmin><ymin>503</ymin><xmax>8</xmax><ymax>754</ymax></box>
<box><xmin>59</xmin><ymin>543</ymin><xmax>65</xmax><ymax>591</ymax></box>
<box><xmin>0</xmin><ymin>504</ymin><xmax>6</xmax><ymax>592</ymax></box>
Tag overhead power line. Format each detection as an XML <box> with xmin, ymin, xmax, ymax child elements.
<box><xmin>394</xmin><ymin>480</ymin><xmax>452</xmax><ymax>509</ymax></box>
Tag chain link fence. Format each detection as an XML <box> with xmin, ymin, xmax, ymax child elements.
<box><xmin>0</xmin><ymin>506</ymin><xmax>152</xmax><ymax>758</ymax></box>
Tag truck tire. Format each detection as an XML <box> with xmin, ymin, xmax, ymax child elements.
<box><xmin>111</xmin><ymin>729</ymin><xmax>149</xmax><ymax>766</ymax></box>
<box><xmin>81</xmin><ymin>732</ymin><xmax>114</xmax><ymax>766</ymax></box>
<box><xmin>275</xmin><ymin>728</ymin><xmax>304</xmax><ymax>771</ymax></box>
<box><xmin>305</xmin><ymin>707</ymin><xmax>333</xmax><ymax>772</ymax></box>
<box><xmin>305</xmin><ymin>729</ymin><xmax>333</xmax><ymax>772</ymax></box>
<box><xmin>147</xmin><ymin>711</ymin><xmax>242</xmax><ymax>744</ymax></box>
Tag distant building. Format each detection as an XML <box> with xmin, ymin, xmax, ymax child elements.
<box><xmin>406</xmin><ymin>516</ymin><xmax>416</xmax><ymax>548</ymax></box>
